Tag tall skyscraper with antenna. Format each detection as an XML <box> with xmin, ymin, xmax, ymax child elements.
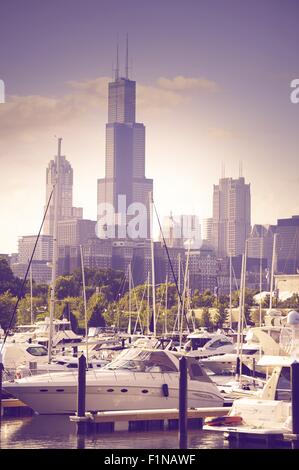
<box><xmin>44</xmin><ymin>139</ymin><xmax>83</xmax><ymax>236</ymax></box>
<box><xmin>97</xmin><ymin>38</ymin><xmax>153</xmax><ymax>239</ymax></box>
<box><xmin>212</xmin><ymin>175</ymin><xmax>251</xmax><ymax>257</ymax></box>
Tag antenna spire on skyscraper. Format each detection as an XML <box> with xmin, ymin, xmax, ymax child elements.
<box><xmin>115</xmin><ymin>39</ymin><xmax>119</xmax><ymax>80</ymax></box>
<box><xmin>239</xmin><ymin>160</ymin><xmax>243</xmax><ymax>178</ymax></box>
<box><xmin>125</xmin><ymin>33</ymin><xmax>129</xmax><ymax>79</ymax></box>
<box><xmin>221</xmin><ymin>161</ymin><xmax>225</xmax><ymax>179</ymax></box>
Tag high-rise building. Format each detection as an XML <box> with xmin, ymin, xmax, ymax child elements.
<box><xmin>18</xmin><ymin>235</ymin><xmax>53</xmax><ymax>264</ymax></box>
<box><xmin>247</xmin><ymin>224</ymin><xmax>276</xmax><ymax>268</ymax></box>
<box><xmin>202</xmin><ymin>218</ymin><xmax>213</xmax><ymax>246</ymax></box>
<box><xmin>276</xmin><ymin>215</ymin><xmax>299</xmax><ymax>274</ymax></box>
<box><xmin>212</xmin><ymin>177</ymin><xmax>251</xmax><ymax>257</ymax></box>
<box><xmin>44</xmin><ymin>143</ymin><xmax>83</xmax><ymax>236</ymax></box>
<box><xmin>57</xmin><ymin>219</ymin><xmax>96</xmax><ymax>248</ymax></box>
<box><xmin>97</xmin><ymin>45</ymin><xmax>153</xmax><ymax>240</ymax></box>
<box><xmin>11</xmin><ymin>260</ymin><xmax>52</xmax><ymax>284</ymax></box>
<box><xmin>188</xmin><ymin>243</ymin><xmax>218</xmax><ymax>293</ymax></box>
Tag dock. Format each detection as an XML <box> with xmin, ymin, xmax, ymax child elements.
<box><xmin>1</xmin><ymin>398</ymin><xmax>33</xmax><ymax>417</ymax></box>
<box><xmin>70</xmin><ymin>406</ymin><xmax>231</xmax><ymax>433</ymax></box>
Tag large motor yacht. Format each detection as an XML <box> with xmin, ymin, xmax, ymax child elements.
<box><xmin>4</xmin><ymin>348</ymin><xmax>224</xmax><ymax>414</ymax></box>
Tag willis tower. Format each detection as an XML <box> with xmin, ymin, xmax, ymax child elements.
<box><xmin>97</xmin><ymin>38</ymin><xmax>153</xmax><ymax>240</ymax></box>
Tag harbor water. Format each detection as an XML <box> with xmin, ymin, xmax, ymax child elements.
<box><xmin>0</xmin><ymin>415</ymin><xmax>284</xmax><ymax>449</ymax></box>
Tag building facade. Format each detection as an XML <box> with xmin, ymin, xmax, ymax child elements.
<box><xmin>18</xmin><ymin>235</ymin><xmax>53</xmax><ymax>264</ymax></box>
<box><xmin>276</xmin><ymin>215</ymin><xmax>299</xmax><ymax>274</ymax></box>
<box><xmin>247</xmin><ymin>224</ymin><xmax>276</xmax><ymax>269</ymax></box>
<box><xmin>212</xmin><ymin>176</ymin><xmax>251</xmax><ymax>257</ymax></box>
<box><xmin>44</xmin><ymin>143</ymin><xmax>83</xmax><ymax>236</ymax></box>
<box><xmin>97</xmin><ymin>65</ymin><xmax>153</xmax><ymax>241</ymax></box>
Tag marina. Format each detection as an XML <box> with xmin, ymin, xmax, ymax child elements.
<box><xmin>1</xmin><ymin>1</ymin><xmax>299</xmax><ymax>456</ymax></box>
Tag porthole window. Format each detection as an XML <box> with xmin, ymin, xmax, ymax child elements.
<box><xmin>121</xmin><ymin>388</ymin><xmax>128</xmax><ymax>393</ymax></box>
<box><xmin>56</xmin><ymin>389</ymin><xmax>64</xmax><ymax>392</ymax></box>
<box><xmin>141</xmin><ymin>389</ymin><xmax>149</xmax><ymax>394</ymax></box>
<box><xmin>39</xmin><ymin>389</ymin><xmax>48</xmax><ymax>392</ymax></box>
<box><xmin>107</xmin><ymin>388</ymin><xmax>114</xmax><ymax>392</ymax></box>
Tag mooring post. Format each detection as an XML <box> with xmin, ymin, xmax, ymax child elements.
<box><xmin>179</xmin><ymin>355</ymin><xmax>188</xmax><ymax>449</ymax></box>
<box><xmin>235</xmin><ymin>356</ymin><xmax>241</xmax><ymax>377</ymax></box>
<box><xmin>291</xmin><ymin>361</ymin><xmax>299</xmax><ymax>447</ymax></box>
<box><xmin>76</xmin><ymin>354</ymin><xmax>87</xmax><ymax>434</ymax></box>
<box><xmin>252</xmin><ymin>357</ymin><xmax>256</xmax><ymax>387</ymax></box>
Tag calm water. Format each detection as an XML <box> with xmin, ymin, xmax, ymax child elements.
<box><xmin>0</xmin><ymin>415</ymin><xmax>284</xmax><ymax>449</ymax></box>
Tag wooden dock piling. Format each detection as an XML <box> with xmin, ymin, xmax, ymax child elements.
<box><xmin>179</xmin><ymin>355</ymin><xmax>188</xmax><ymax>449</ymax></box>
<box><xmin>76</xmin><ymin>354</ymin><xmax>87</xmax><ymax>434</ymax></box>
<box><xmin>291</xmin><ymin>361</ymin><xmax>299</xmax><ymax>448</ymax></box>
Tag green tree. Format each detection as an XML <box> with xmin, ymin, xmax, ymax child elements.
<box><xmin>213</xmin><ymin>303</ymin><xmax>228</xmax><ymax>328</ymax></box>
<box><xmin>87</xmin><ymin>293</ymin><xmax>107</xmax><ymax>327</ymax></box>
<box><xmin>0</xmin><ymin>291</ymin><xmax>18</xmax><ymax>330</ymax></box>
<box><xmin>17</xmin><ymin>295</ymin><xmax>46</xmax><ymax>324</ymax></box>
<box><xmin>0</xmin><ymin>258</ymin><xmax>22</xmax><ymax>296</ymax></box>
<box><xmin>199</xmin><ymin>307</ymin><xmax>212</xmax><ymax>328</ymax></box>
<box><xmin>55</xmin><ymin>275</ymin><xmax>80</xmax><ymax>300</ymax></box>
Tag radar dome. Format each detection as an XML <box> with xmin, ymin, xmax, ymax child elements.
<box><xmin>287</xmin><ymin>310</ymin><xmax>299</xmax><ymax>325</ymax></box>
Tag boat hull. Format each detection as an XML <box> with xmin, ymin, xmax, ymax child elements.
<box><xmin>4</xmin><ymin>372</ymin><xmax>223</xmax><ymax>414</ymax></box>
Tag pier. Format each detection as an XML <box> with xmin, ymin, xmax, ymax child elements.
<box><xmin>70</xmin><ymin>406</ymin><xmax>231</xmax><ymax>433</ymax></box>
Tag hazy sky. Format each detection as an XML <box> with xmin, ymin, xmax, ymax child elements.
<box><xmin>0</xmin><ymin>0</ymin><xmax>299</xmax><ymax>253</ymax></box>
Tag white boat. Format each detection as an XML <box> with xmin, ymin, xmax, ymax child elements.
<box><xmin>8</xmin><ymin>318</ymin><xmax>81</xmax><ymax>347</ymax></box>
<box><xmin>203</xmin><ymin>355</ymin><xmax>294</xmax><ymax>436</ymax></box>
<box><xmin>4</xmin><ymin>348</ymin><xmax>224</xmax><ymax>414</ymax></box>
<box><xmin>184</xmin><ymin>329</ymin><xmax>234</xmax><ymax>359</ymax></box>
<box><xmin>200</xmin><ymin>324</ymin><xmax>285</xmax><ymax>375</ymax></box>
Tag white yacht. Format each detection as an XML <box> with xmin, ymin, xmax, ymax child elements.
<box><xmin>8</xmin><ymin>318</ymin><xmax>81</xmax><ymax>347</ymax></box>
<box><xmin>184</xmin><ymin>329</ymin><xmax>234</xmax><ymax>359</ymax></box>
<box><xmin>4</xmin><ymin>348</ymin><xmax>224</xmax><ymax>414</ymax></box>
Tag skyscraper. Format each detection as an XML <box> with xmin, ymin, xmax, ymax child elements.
<box><xmin>97</xmin><ymin>42</ymin><xmax>153</xmax><ymax>240</ymax></box>
<box><xmin>212</xmin><ymin>176</ymin><xmax>251</xmax><ymax>257</ymax></box>
<box><xmin>247</xmin><ymin>224</ymin><xmax>276</xmax><ymax>268</ymax></box>
<box><xmin>276</xmin><ymin>215</ymin><xmax>299</xmax><ymax>274</ymax></box>
<box><xmin>43</xmin><ymin>141</ymin><xmax>83</xmax><ymax>236</ymax></box>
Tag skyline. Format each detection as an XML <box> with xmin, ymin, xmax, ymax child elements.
<box><xmin>1</xmin><ymin>0</ymin><xmax>299</xmax><ymax>253</ymax></box>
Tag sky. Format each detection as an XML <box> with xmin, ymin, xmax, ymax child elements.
<box><xmin>0</xmin><ymin>0</ymin><xmax>299</xmax><ymax>253</ymax></box>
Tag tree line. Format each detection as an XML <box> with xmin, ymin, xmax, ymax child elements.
<box><xmin>1</xmin><ymin>257</ymin><xmax>299</xmax><ymax>333</ymax></box>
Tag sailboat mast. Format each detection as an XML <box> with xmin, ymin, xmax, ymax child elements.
<box><xmin>128</xmin><ymin>263</ymin><xmax>132</xmax><ymax>335</ymax></box>
<box><xmin>177</xmin><ymin>253</ymin><xmax>181</xmax><ymax>333</ymax></box>
<box><xmin>147</xmin><ymin>271</ymin><xmax>150</xmax><ymax>334</ymax></box>
<box><xmin>30</xmin><ymin>262</ymin><xmax>33</xmax><ymax>325</ymax></box>
<box><xmin>269</xmin><ymin>233</ymin><xmax>277</xmax><ymax>310</ymax></box>
<box><xmin>150</xmin><ymin>193</ymin><xmax>156</xmax><ymax>337</ymax></box>
<box><xmin>48</xmin><ymin>137</ymin><xmax>61</xmax><ymax>363</ymax></box>
<box><xmin>229</xmin><ymin>254</ymin><xmax>232</xmax><ymax>329</ymax></box>
<box><xmin>80</xmin><ymin>245</ymin><xmax>88</xmax><ymax>365</ymax></box>
<box><xmin>259</xmin><ymin>241</ymin><xmax>263</xmax><ymax>327</ymax></box>
<box><xmin>164</xmin><ymin>274</ymin><xmax>168</xmax><ymax>335</ymax></box>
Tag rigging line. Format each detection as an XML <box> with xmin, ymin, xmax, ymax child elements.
<box><xmin>1</xmin><ymin>187</ymin><xmax>54</xmax><ymax>352</ymax></box>
<box><xmin>152</xmin><ymin>202</ymin><xmax>191</xmax><ymax>332</ymax></box>
<box><xmin>133</xmin><ymin>284</ymin><xmax>146</xmax><ymax>334</ymax></box>
<box><xmin>155</xmin><ymin>283</ymin><xmax>165</xmax><ymax>324</ymax></box>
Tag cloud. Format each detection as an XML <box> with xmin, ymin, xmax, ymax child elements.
<box><xmin>0</xmin><ymin>74</ymin><xmax>219</xmax><ymax>142</ymax></box>
<box><xmin>157</xmin><ymin>75</ymin><xmax>219</xmax><ymax>92</ymax></box>
<box><xmin>207</xmin><ymin>127</ymin><xmax>238</xmax><ymax>140</ymax></box>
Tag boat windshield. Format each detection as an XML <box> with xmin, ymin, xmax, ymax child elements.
<box><xmin>104</xmin><ymin>349</ymin><xmax>178</xmax><ymax>373</ymax></box>
<box><xmin>191</xmin><ymin>337</ymin><xmax>211</xmax><ymax>349</ymax></box>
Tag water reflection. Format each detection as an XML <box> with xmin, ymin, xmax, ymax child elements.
<box><xmin>0</xmin><ymin>415</ymin><xmax>285</xmax><ymax>449</ymax></box>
